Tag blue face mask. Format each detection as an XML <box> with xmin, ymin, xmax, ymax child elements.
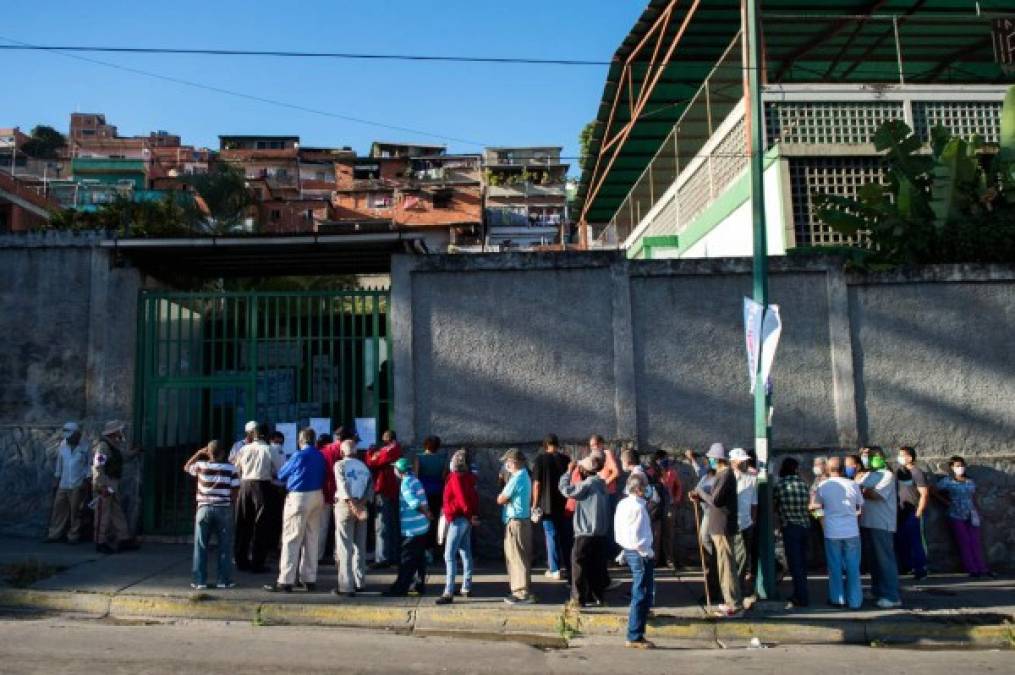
<box><xmin>844</xmin><ymin>466</ymin><xmax>857</xmax><ymax>479</ymax></box>
<box><xmin>708</xmin><ymin>457</ymin><xmax>718</xmax><ymax>470</ymax></box>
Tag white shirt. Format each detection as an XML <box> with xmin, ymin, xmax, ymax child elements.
<box><xmin>55</xmin><ymin>440</ymin><xmax>90</xmax><ymax>489</ymax></box>
<box><xmin>228</xmin><ymin>439</ymin><xmax>246</xmax><ymax>465</ymax></box>
<box><xmin>623</xmin><ymin>465</ymin><xmax>660</xmax><ymax>505</ymax></box>
<box><xmin>735</xmin><ymin>470</ymin><xmax>759</xmax><ymax>531</ymax></box>
<box><xmin>614</xmin><ymin>494</ymin><xmax>654</xmax><ymax>557</ymax></box>
<box><xmin>269</xmin><ymin>443</ymin><xmax>287</xmax><ymax>486</ymax></box>
<box><xmin>335</xmin><ymin>457</ymin><xmax>372</xmax><ymax>501</ymax></box>
<box><xmin>814</xmin><ymin>477</ymin><xmax>864</xmax><ymax>540</ymax></box>
<box><xmin>234</xmin><ymin>440</ymin><xmax>274</xmax><ymax>481</ymax></box>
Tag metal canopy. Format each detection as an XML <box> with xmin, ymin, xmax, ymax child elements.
<box><xmin>101</xmin><ymin>232</ymin><xmax>428</xmax><ymax>277</ymax></box>
<box><xmin>578</xmin><ymin>0</ymin><xmax>1015</xmax><ymax>226</ymax></box>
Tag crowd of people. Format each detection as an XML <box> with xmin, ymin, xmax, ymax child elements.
<box><xmin>45</xmin><ymin>420</ymin><xmax>996</xmax><ymax>649</ymax></box>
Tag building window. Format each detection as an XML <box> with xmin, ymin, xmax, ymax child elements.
<box><xmin>432</xmin><ymin>191</ymin><xmax>453</xmax><ymax>209</ymax></box>
<box><xmin>271</xmin><ymin>209</ymin><xmax>281</xmax><ymax>221</ymax></box>
<box><xmin>369</xmin><ymin>193</ymin><xmax>392</xmax><ymax>209</ymax></box>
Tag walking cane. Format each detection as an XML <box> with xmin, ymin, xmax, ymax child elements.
<box><xmin>692</xmin><ymin>500</ymin><xmax>712</xmax><ymax>609</ymax></box>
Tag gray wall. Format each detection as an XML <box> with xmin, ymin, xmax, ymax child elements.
<box><xmin>0</xmin><ymin>231</ymin><xmax>148</xmax><ymax>537</ymax></box>
<box><xmin>393</xmin><ymin>253</ymin><xmax>1015</xmax><ymax>569</ymax></box>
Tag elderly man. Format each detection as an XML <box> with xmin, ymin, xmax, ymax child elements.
<box><xmin>45</xmin><ymin>422</ymin><xmax>90</xmax><ymax>544</ymax></box>
<box><xmin>497</xmin><ymin>448</ymin><xmax>533</xmax><ymax>605</ymax></box>
<box><xmin>333</xmin><ymin>439</ymin><xmax>373</xmax><ymax>597</ymax></box>
<box><xmin>384</xmin><ymin>457</ymin><xmax>431</xmax><ymax>597</ymax></box>
<box><xmin>230</xmin><ymin>421</ymin><xmax>258</xmax><ymax>464</ymax></box>
<box><xmin>690</xmin><ymin>443</ymin><xmax>740</xmax><ymax>617</ymax></box>
<box><xmin>811</xmin><ymin>456</ymin><xmax>864</xmax><ymax>609</ymax></box>
<box><xmin>265</xmin><ymin>427</ymin><xmax>326</xmax><ymax>593</ymax></box>
<box><xmin>234</xmin><ymin>423</ymin><xmax>274</xmax><ymax>573</ymax></box>
<box><xmin>92</xmin><ymin>421</ymin><xmax>132</xmax><ymax>554</ymax></box>
<box><xmin>615</xmin><ymin>472</ymin><xmax>655</xmax><ymax>649</ymax></box>
<box><xmin>859</xmin><ymin>447</ymin><xmax>901</xmax><ymax>608</ymax></box>
<box><xmin>559</xmin><ymin>454</ymin><xmax>610</xmax><ymax>608</ymax></box>
<box><xmin>729</xmin><ymin>447</ymin><xmax>758</xmax><ymax>596</ymax></box>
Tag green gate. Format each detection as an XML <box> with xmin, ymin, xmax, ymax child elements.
<box><xmin>135</xmin><ymin>289</ymin><xmax>392</xmax><ymax>535</ymax></box>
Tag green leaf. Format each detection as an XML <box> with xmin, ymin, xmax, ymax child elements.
<box><xmin>1000</xmin><ymin>85</ymin><xmax>1015</xmax><ymax>162</ymax></box>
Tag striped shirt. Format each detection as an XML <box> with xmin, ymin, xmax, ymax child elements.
<box><xmin>187</xmin><ymin>461</ymin><xmax>240</xmax><ymax>507</ymax></box>
<box><xmin>398</xmin><ymin>473</ymin><xmax>430</xmax><ymax>537</ymax></box>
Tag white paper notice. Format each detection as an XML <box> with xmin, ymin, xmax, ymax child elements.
<box><xmin>275</xmin><ymin>422</ymin><xmax>298</xmax><ymax>456</ymax></box>
<box><xmin>354</xmin><ymin>417</ymin><xmax>377</xmax><ymax>449</ymax></box>
<box><xmin>309</xmin><ymin>417</ymin><xmax>332</xmax><ymax>441</ymax></box>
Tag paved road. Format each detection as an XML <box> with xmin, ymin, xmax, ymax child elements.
<box><xmin>0</xmin><ymin>614</ymin><xmax>1010</xmax><ymax>674</ymax></box>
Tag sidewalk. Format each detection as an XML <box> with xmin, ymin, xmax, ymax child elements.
<box><xmin>1</xmin><ymin>536</ymin><xmax>1011</xmax><ymax>647</ymax></box>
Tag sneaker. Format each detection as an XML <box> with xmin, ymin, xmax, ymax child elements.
<box><xmin>503</xmin><ymin>595</ymin><xmax>534</xmax><ymax>605</ymax></box>
<box><xmin>876</xmin><ymin>598</ymin><xmax>902</xmax><ymax>609</ymax></box>
<box><xmin>435</xmin><ymin>595</ymin><xmax>454</xmax><ymax>605</ymax></box>
<box><xmin>263</xmin><ymin>583</ymin><xmax>292</xmax><ymax>593</ymax></box>
<box><xmin>544</xmin><ymin>570</ymin><xmax>562</xmax><ymax>580</ymax></box>
<box><xmin>190</xmin><ymin>583</ymin><xmax>208</xmax><ymax>590</ymax></box>
<box><xmin>625</xmin><ymin>639</ymin><xmax>656</xmax><ymax>649</ymax></box>
<box><xmin>217</xmin><ymin>582</ymin><xmax>236</xmax><ymax>589</ymax></box>
<box><xmin>712</xmin><ymin>604</ymin><xmax>739</xmax><ymax>618</ymax></box>
<box><xmin>457</xmin><ymin>589</ymin><xmax>471</xmax><ymax>598</ymax></box>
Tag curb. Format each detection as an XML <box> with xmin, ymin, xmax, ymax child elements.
<box><xmin>1</xmin><ymin>588</ymin><xmax>1011</xmax><ymax>648</ymax></box>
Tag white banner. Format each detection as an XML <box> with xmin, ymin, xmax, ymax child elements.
<box><xmin>744</xmin><ymin>297</ymin><xmax>764</xmax><ymax>392</ymax></box>
<box><xmin>759</xmin><ymin>304</ymin><xmax>782</xmax><ymax>388</ymax></box>
<box><xmin>309</xmin><ymin>417</ymin><xmax>332</xmax><ymax>441</ymax></box>
<box><xmin>354</xmin><ymin>417</ymin><xmax>377</xmax><ymax>449</ymax></box>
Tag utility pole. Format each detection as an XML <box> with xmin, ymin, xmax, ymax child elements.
<box><xmin>743</xmin><ymin>0</ymin><xmax>776</xmax><ymax>600</ymax></box>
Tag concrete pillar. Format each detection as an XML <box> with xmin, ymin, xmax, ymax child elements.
<box><xmin>390</xmin><ymin>255</ymin><xmax>416</xmax><ymax>445</ymax></box>
<box><xmin>611</xmin><ymin>260</ymin><xmax>638</xmax><ymax>442</ymax></box>
<box><xmin>825</xmin><ymin>265</ymin><xmax>859</xmax><ymax>448</ymax></box>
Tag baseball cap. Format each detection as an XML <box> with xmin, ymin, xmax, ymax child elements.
<box><xmin>706</xmin><ymin>442</ymin><xmax>726</xmax><ymax>460</ymax></box>
<box><xmin>393</xmin><ymin>458</ymin><xmax>411</xmax><ymax>474</ymax></box>
<box><xmin>729</xmin><ymin>447</ymin><xmax>750</xmax><ymax>462</ymax></box>
<box><xmin>579</xmin><ymin>455</ymin><xmax>603</xmax><ymax>473</ymax></box>
<box><xmin>244</xmin><ymin>421</ymin><xmax>258</xmax><ymax>433</ymax></box>
<box><xmin>61</xmin><ymin>422</ymin><xmax>79</xmax><ymax>439</ymax></box>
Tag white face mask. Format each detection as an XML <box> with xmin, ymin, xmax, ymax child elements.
<box><xmin>953</xmin><ymin>466</ymin><xmax>966</xmax><ymax>477</ymax></box>
<box><xmin>813</xmin><ymin>466</ymin><xmax>824</xmax><ymax>477</ymax></box>
<box><xmin>897</xmin><ymin>454</ymin><xmax>907</xmax><ymax>466</ymax></box>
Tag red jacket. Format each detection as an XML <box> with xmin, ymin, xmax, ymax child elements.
<box><xmin>320</xmin><ymin>442</ymin><xmax>344</xmax><ymax>504</ymax></box>
<box><xmin>442</xmin><ymin>471</ymin><xmax>479</xmax><ymax>521</ymax></box>
<box><xmin>365</xmin><ymin>441</ymin><xmax>401</xmax><ymax>500</ymax></box>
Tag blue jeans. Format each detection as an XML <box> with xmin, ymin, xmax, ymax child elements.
<box><xmin>193</xmin><ymin>505</ymin><xmax>234</xmax><ymax>587</ymax></box>
<box><xmin>894</xmin><ymin>507</ymin><xmax>927</xmax><ymax>575</ymax></box>
<box><xmin>443</xmin><ymin>517</ymin><xmax>474</xmax><ymax>596</ymax></box>
<box><xmin>824</xmin><ymin>536</ymin><xmax>861</xmax><ymax>609</ymax></box>
<box><xmin>542</xmin><ymin>517</ymin><xmax>560</xmax><ymax>572</ymax></box>
<box><xmin>623</xmin><ymin>550</ymin><xmax>654</xmax><ymax>642</ymax></box>
<box><xmin>374</xmin><ymin>495</ymin><xmax>398</xmax><ymax>565</ymax></box>
<box><xmin>782</xmin><ymin>523</ymin><xmax>809</xmax><ymax>606</ymax></box>
<box><xmin>862</xmin><ymin>527</ymin><xmax>900</xmax><ymax>602</ymax></box>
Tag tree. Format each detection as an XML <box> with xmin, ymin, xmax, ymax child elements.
<box><xmin>578</xmin><ymin>120</ymin><xmax>599</xmax><ymax>170</ymax></box>
<box><xmin>182</xmin><ymin>163</ymin><xmax>254</xmax><ymax>233</ymax></box>
<box><xmin>21</xmin><ymin>125</ymin><xmax>67</xmax><ymax>159</ymax></box>
<box><xmin>814</xmin><ymin>86</ymin><xmax>1015</xmax><ymax>265</ymax></box>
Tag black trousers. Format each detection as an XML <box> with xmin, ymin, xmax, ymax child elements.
<box><xmin>571</xmin><ymin>535</ymin><xmax>609</xmax><ymax>604</ymax></box>
<box><xmin>234</xmin><ymin>480</ymin><xmax>271</xmax><ymax>569</ymax></box>
<box><xmin>391</xmin><ymin>534</ymin><xmax>428</xmax><ymax>594</ymax></box>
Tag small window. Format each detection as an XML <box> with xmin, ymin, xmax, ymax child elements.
<box><xmin>432</xmin><ymin>191</ymin><xmax>453</xmax><ymax>209</ymax></box>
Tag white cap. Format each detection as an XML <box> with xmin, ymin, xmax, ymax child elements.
<box><xmin>244</xmin><ymin>421</ymin><xmax>258</xmax><ymax>433</ymax></box>
<box><xmin>62</xmin><ymin>422</ymin><xmax>79</xmax><ymax>439</ymax></box>
<box><xmin>729</xmin><ymin>447</ymin><xmax>750</xmax><ymax>462</ymax></box>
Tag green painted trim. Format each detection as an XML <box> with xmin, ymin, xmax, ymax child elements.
<box><xmin>627</xmin><ymin>238</ymin><xmax>646</xmax><ymax>259</ymax></box>
<box><xmin>642</xmin><ymin>235</ymin><xmax>681</xmax><ymax>260</ymax></box>
<box><xmin>665</xmin><ymin>147</ymin><xmax>781</xmax><ymax>256</ymax></box>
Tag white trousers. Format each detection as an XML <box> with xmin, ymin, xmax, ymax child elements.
<box><xmin>278</xmin><ymin>490</ymin><xmax>324</xmax><ymax>585</ymax></box>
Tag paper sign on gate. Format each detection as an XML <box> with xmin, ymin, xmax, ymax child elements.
<box><xmin>309</xmin><ymin>417</ymin><xmax>332</xmax><ymax>441</ymax></box>
<box><xmin>354</xmin><ymin>417</ymin><xmax>377</xmax><ymax>449</ymax></box>
<box><xmin>744</xmin><ymin>297</ymin><xmax>764</xmax><ymax>392</ymax></box>
<box><xmin>275</xmin><ymin>422</ymin><xmax>298</xmax><ymax>456</ymax></box>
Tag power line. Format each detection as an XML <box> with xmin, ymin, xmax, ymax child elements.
<box><xmin>0</xmin><ymin>35</ymin><xmax>489</xmax><ymax>147</ymax></box>
<box><xmin>0</xmin><ymin>43</ymin><xmax>614</xmax><ymax>66</ymax></box>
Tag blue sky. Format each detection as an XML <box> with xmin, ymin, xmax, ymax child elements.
<box><xmin>2</xmin><ymin>1</ymin><xmax>644</xmax><ymax>172</ymax></box>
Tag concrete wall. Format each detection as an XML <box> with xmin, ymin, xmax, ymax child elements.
<box><xmin>393</xmin><ymin>253</ymin><xmax>1015</xmax><ymax>569</ymax></box>
<box><xmin>0</xmin><ymin>231</ymin><xmax>149</xmax><ymax>537</ymax></box>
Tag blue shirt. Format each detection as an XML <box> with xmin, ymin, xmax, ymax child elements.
<box><xmin>399</xmin><ymin>473</ymin><xmax>430</xmax><ymax>537</ymax></box>
<box><xmin>500</xmin><ymin>469</ymin><xmax>531</xmax><ymax>523</ymax></box>
<box><xmin>278</xmin><ymin>446</ymin><xmax>326</xmax><ymax>493</ymax></box>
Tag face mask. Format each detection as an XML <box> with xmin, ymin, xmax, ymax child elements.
<box><xmin>844</xmin><ymin>466</ymin><xmax>857</xmax><ymax>479</ymax></box>
<box><xmin>897</xmin><ymin>454</ymin><xmax>907</xmax><ymax>466</ymax></box>
<box><xmin>870</xmin><ymin>456</ymin><xmax>886</xmax><ymax>470</ymax></box>
<box><xmin>953</xmin><ymin>466</ymin><xmax>966</xmax><ymax>477</ymax></box>
<box><xmin>708</xmin><ymin>457</ymin><xmax>718</xmax><ymax>470</ymax></box>
<box><xmin>861</xmin><ymin>456</ymin><xmax>870</xmax><ymax>468</ymax></box>
<box><xmin>813</xmin><ymin>466</ymin><xmax>824</xmax><ymax>477</ymax></box>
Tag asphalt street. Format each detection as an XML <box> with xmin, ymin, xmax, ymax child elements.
<box><xmin>0</xmin><ymin>614</ymin><xmax>1010</xmax><ymax>675</ymax></box>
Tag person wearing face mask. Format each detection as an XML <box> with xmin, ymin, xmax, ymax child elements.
<box><xmin>689</xmin><ymin>443</ymin><xmax>740</xmax><ymax>617</ymax></box>
<box><xmin>935</xmin><ymin>456</ymin><xmax>992</xmax><ymax>578</ymax></box>
<box><xmin>857</xmin><ymin>448</ymin><xmax>901</xmax><ymax>608</ymax></box>
<box><xmin>810</xmin><ymin>456</ymin><xmax>864</xmax><ymax>609</ymax></box>
<box><xmin>774</xmin><ymin>457</ymin><xmax>811</xmax><ymax>607</ymax></box>
<box><xmin>497</xmin><ymin>448</ymin><xmax>533</xmax><ymax>604</ymax></box>
<box><xmin>894</xmin><ymin>446</ymin><xmax>929</xmax><ymax>580</ymax></box>
<box><xmin>808</xmin><ymin>455</ymin><xmax>829</xmax><ymax>570</ymax></box>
